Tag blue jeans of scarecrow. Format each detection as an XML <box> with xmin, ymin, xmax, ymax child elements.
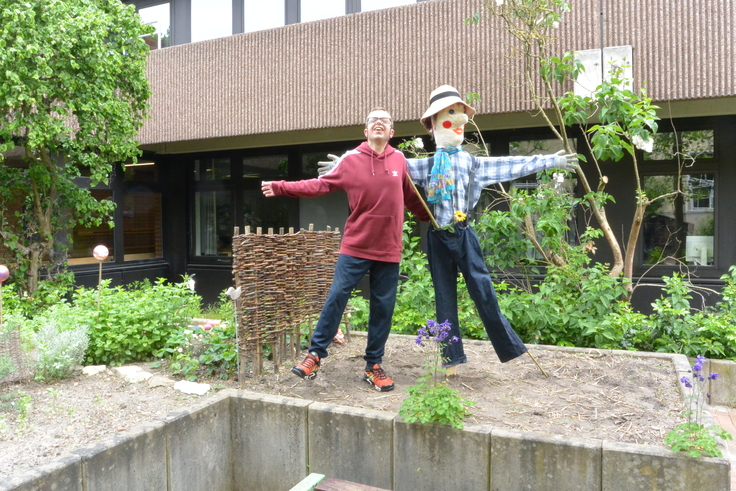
<box><xmin>309</xmin><ymin>254</ymin><xmax>399</xmax><ymax>365</ymax></box>
<box><xmin>427</xmin><ymin>222</ymin><xmax>528</xmax><ymax>367</ymax></box>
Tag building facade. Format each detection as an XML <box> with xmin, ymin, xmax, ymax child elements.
<box><xmin>73</xmin><ymin>0</ymin><xmax>735</xmax><ymax>307</ymax></box>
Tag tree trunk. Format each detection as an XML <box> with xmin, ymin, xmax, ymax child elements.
<box><xmin>623</xmin><ymin>202</ymin><xmax>648</xmax><ymax>290</ymax></box>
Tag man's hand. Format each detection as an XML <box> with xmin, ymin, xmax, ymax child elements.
<box><xmin>317</xmin><ymin>154</ymin><xmax>340</xmax><ymax>176</ymax></box>
<box><xmin>261</xmin><ymin>181</ymin><xmax>275</xmax><ymax>197</ymax></box>
<box><xmin>553</xmin><ymin>149</ymin><xmax>579</xmax><ymax>172</ymax></box>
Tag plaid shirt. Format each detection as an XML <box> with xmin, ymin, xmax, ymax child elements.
<box><xmin>406</xmin><ymin>149</ymin><xmax>562</xmax><ymax>227</ymax></box>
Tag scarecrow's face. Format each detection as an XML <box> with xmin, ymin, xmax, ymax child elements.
<box><xmin>364</xmin><ymin>110</ymin><xmax>394</xmax><ymax>144</ymax></box>
<box><xmin>433</xmin><ymin>102</ymin><xmax>468</xmax><ymax>148</ymax></box>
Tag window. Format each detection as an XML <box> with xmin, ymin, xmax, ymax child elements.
<box><xmin>244</xmin><ymin>0</ymin><xmax>285</xmax><ymax>33</ymax></box>
<box><xmin>193</xmin><ymin>158</ymin><xmax>232</xmax><ymax>257</ymax></box>
<box><xmin>194</xmin><ymin>189</ymin><xmax>232</xmax><ymax>256</ymax></box>
<box><xmin>644</xmin><ymin>130</ymin><xmax>714</xmax><ymax>161</ymax></box>
<box><xmin>123</xmin><ymin>162</ymin><xmax>163</xmax><ymax>260</ymax></box>
<box><xmin>138</xmin><ymin>3</ymin><xmax>171</xmax><ymax>50</ymax></box>
<box><xmin>68</xmin><ymin>190</ymin><xmax>114</xmax><ymax>265</ymax></box>
<box><xmin>195</xmin><ymin>157</ymin><xmax>231</xmax><ymax>181</ymax></box>
<box><xmin>68</xmin><ymin>161</ymin><xmax>164</xmax><ymax>265</ymax></box>
<box><xmin>191</xmin><ymin>0</ymin><xmax>232</xmax><ymax>42</ymax></box>
<box><xmin>361</xmin><ymin>0</ymin><xmax>416</xmax><ymax>12</ymax></box>
<box><xmin>301</xmin><ymin>0</ymin><xmax>345</xmax><ymax>22</ymax></box>
<box><xmin>641</xmin><ymin>174</ymin><xmax>715</xmax><ymax>266</ymax></box>
<box><xmin>242</xmin><ymin>155</ymin><xmax>290</xmax><ymax>231</ymax></box>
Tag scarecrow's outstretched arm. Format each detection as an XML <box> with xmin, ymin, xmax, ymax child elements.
<box><xmin>473</xmin><ymin>151</ymin><xmax>578</xmax><ymax>188</ymax></box>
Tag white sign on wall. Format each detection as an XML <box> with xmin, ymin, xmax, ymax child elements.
<box><xmin>574</xmin><ymin>46</ymin><xmax>633</xmax><ymax>98</ymax></box>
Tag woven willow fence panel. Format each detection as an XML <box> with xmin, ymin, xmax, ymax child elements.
<box><xmin>0</xmin><ymin>328</ymin><xmax>35</xmax><ymax>385</ymax></box>
<box><xmin>232</xmin><ymin>227</ymin><xmax>340</xmax><ymax>377</ymax></box>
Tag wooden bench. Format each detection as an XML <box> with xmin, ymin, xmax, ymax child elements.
<box><xmin>316</xmin><ymin>477</ymin><xmax>390</xmax><ymax>491</ymax></box>
<box><xmin>289</xmin><ymin>474</ymin><xmax>390</xmax><ymax>491</ymax></box>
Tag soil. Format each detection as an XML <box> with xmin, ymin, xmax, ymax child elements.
<box><xmin>0</xmin><ymin>333</ymin><xmax>686</xmax><ymax>481</ymax></box>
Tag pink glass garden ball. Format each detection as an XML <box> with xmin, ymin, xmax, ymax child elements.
<box><xmin>93</xmin><ymin>245</ymin><xmax>109</xmax><ymax>261</ymax></box>
<box><xmin>0</xmin><ymin>265</ymin><xmax>8</xmax><ymax>282</ymax></box>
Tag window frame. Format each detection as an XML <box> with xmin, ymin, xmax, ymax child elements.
<box><xmin>636</xmin><ymin>125</ymin><xmax>719</xmax><ymax>275</ymax></box>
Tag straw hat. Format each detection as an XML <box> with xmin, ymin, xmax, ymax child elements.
<box><xmin>420</xmin><ymin>85</ymin><xmax>476</xmax><ymax>132</ymax></box>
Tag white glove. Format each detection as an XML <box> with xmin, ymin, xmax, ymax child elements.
<box><xmin>552</xmin><ymin>149</ymin><xmax>579</xmax><ymax>172</ymax></box>
<box><xmin>317</xmin><ymin>154</ymin><xmax>340</xmax><ymax>176</ymax></box>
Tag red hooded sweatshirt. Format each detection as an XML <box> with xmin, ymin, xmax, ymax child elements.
<box><xmin>270</xmin><ymin>142</ymin><xmax>429</xmax><ymax>263</ymax></box>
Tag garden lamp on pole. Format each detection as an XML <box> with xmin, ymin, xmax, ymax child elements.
<box><xmin>93</xmin><ymin>245</ymin><xmax>109</xmax><ymax>312</ymax></box>
<box><xmin>0</xmin><ymin>265</ymin><xmax>9</xmax><ymax>327</ymax></box>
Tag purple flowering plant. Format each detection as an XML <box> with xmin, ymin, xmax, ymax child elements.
<box><xmin>400</xmin><ymin>320</ymin><xmax>474</xmax><ymax>429</ymax></box>
<box><xmin>665</xmin><ymin>355</ymin><xmax>732</xmax><ymax>458</ymax></box>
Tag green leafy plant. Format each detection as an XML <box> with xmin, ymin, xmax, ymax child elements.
<box><xmin>392</xmin><ymin>218</ymin><xmax>436</xmax><ymax>333</ymax></box>
<box><xmin>665</xmin><ymin>355</ymin><xmax>732</xmax><ymax>458</ymax></box>
<box><xmin>495</xmin><ymin>262</ymin><xmax>629</xmax><ymax>348</ymax></box>
<box><xmin>614</xmin><ymin>273</ymin><xmax>736</xmax><ymax>359</ymax></box>
<box><xmin>15</xmin><ymin>391</ymin><xmax>33</xmax><ymax>433</ymax></box>
<box><xmin>75</xmin><ymin>278</ymin><xmax>197</xmax><ymax>366</ymax></box>
<box><xmin>197</xmin><ymin>320</ymin><xmax>238</xmax><ymax>379</ymax></box>
<box><xmin>1</xmin><ymin>273</ymin><xmax>76</xmax><ymax>319</ymax></box>
<box><xmin>156</xmin><ymin>317</ymin><xmax>237</xmax><ymax>381</ymax></box>
<box><xmin>0</xmin><ymin>355</ymin><xmax>16</xmax><ymax>379</ymax></box>
<box><xmin>154</xmin><ymin>325</ymin><xmax>201</xmax><ymax>380</ymax></box>
<box><xmin>399</xmin><ymin>320</ymin><xmax>474</xmax><ymax>429</ymax></box>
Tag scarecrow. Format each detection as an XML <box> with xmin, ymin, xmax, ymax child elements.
<box><xmin>406</xmin><ymin>85</ymin><xmax>577</xmax><ymax>371</ymax></box>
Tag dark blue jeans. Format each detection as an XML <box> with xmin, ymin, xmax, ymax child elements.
<box><xmin>427</xmin><ymin>223</ymin><xmax>527</xmax><ymax>366</ymax></box>
<box><xmin>309</xmin><ymin>254</ymin><xmax>399</xmax><ymax>365</ymax></box>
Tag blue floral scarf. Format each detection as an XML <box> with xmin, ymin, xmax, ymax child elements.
<box><xmin>427</xmin><ymin>146</ymin><xmax>460</xmax><ymax>203</ymax></box>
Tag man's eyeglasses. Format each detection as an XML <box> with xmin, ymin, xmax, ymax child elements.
<box><xmin>366</xmin><ymin>117</ymin><xmax>392</xmax><ymax>126</ymax></box>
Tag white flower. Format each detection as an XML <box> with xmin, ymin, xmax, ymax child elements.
<box><xmin>632</xmin><ymin>134</ymin><xmax>654</xmax><ymax>153</ymax></box>
<box><xmin>552</xmin><ymin>21</ymin><xmax>560</xmax><ymax>29</ymax></box>
<box><xmin>414</xmin><ymin>137</ymin><xmax>424</xmax><ymax>149</ymax></box>
<box><xmin>495</xmin><ymin>0</ymin><xmax>504</xmax><ymax>5</ymax></box>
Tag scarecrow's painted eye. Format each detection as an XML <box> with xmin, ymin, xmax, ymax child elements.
<box><xmin>449</xmin><ymin>109</ymin><xmax>455</xmax><ymax>114</ymax></box>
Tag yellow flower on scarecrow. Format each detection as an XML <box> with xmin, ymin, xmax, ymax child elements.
<box><xmin>454</xmin><ymin>210</ymin><xmax>466</xmax><ymax>222</ymax></box>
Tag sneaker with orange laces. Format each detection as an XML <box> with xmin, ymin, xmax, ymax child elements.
<box><xmin>363</xmin><ymin>364</ymin><xmax>394</xmax><ymax>392</ymax></box>
<box><xmin>292</xmin><ymin>352</ymin><xmax>320</xmax><ymax>380</ymax></box>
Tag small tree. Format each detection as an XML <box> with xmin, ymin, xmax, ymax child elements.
<box><xmin>0</xmin><ymin>0</ymin><xmax>153</xmax><ymax>294</ymax></box>
<box><xmin>470</xmin><ymin>0</ymin><xmax>685</xmax><ymax>292</ymax></box>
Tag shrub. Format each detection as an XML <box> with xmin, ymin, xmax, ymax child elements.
<box><xmin>156</xmin><ymin>320</ymin><xmax>238</xmax><ymax>381</ymax></box>
<box><xmin>498</xmin><ymin>263</ymin><xmax>629</xmax><ymax>348</ymax></box>
<box><xmin>75</xmin><ymin>278</ymin><xmax>197</xmax><ymax>366</ymax></box>
<box><xmin>1</xmin><ymin>273</ymin><xmax>75</xmax><ymax>318</ymax></box>
<box><xmin>618</xmin><ymin>273</ymin><xmax>736</xmax><ymax>359</ymax></box>
<box><xmin>32</xmin><ymin>304</ymin><xmax>89</xmax><ymax>380</ymax></box>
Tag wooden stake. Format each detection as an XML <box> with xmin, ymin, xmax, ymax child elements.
<box><xmin>406</xmin><ymin>174</ymin><xmax>439</xmax><ymax>229</ymax></box>
<box><xmin>527</xmin><ymin>351</ymin><xmax>549</xmax><ymax>378</ymax></box>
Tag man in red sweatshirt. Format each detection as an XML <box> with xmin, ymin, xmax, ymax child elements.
<box><xmin>261</xmin><ymin>108</ymin><xmax>429</xmax><ymax>391</ymax></box>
